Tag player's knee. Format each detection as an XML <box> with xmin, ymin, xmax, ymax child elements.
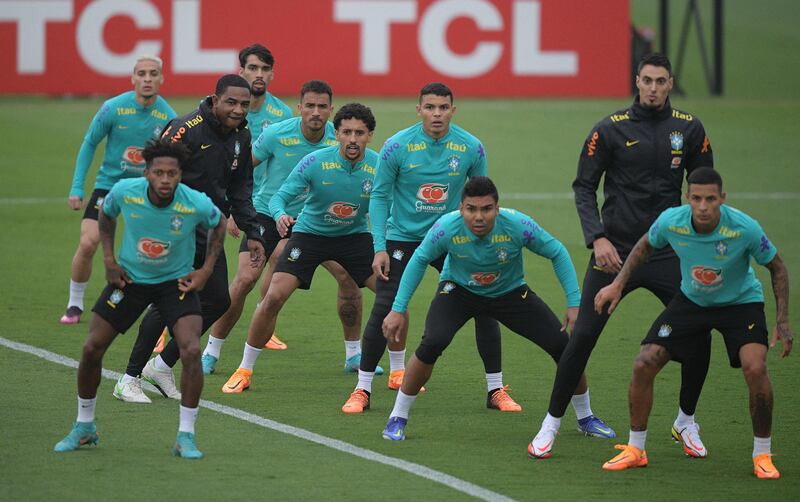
<box><xmin>263</xmin><ymin>289</ymin><xmax>288</xmax><ymax>315</ymax></box>
<box><xmin>233</xmin><ymin>269</ymin><xmax>259</xmax><ymax>293</ymax></box>
<box><xmin>415</xmin><ymin>343</ymin><xmax>444</xmax><ymax>365</ymax></box>
<box><xmin>741</xmin><ymin>357</ymin><xmax>767</xmax><ymax>383</ymax></box>
<box><xmin>77</xmin><ymin>235</ymin><xmax>100</xmax><ymax>257</ymax></box>
<box><xmin>82</xmin><ymin>338</ymin><xmax>106</xmax><ymax>361</ymax></box>
<box><xmin>632</xmin><ymin>348</ymin><xmax>665</xmax><ymax>377</ymax></box>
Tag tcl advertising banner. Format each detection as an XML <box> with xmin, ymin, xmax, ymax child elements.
<box><xmin>0</xmin><ymin>0</ymin><xmax>630</xmax><ymax>97</ymax></box>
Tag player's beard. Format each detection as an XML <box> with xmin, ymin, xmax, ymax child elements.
<box><xmin>250</xmin><ymin>84</ymin><xmax>266</xmax><ymax>97</ymax></box>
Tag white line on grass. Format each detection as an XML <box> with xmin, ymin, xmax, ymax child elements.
<box><xmin>2</xmin><ymin>192</ymin><xmax>799</xmax><ymax>205</ymax></box>
<box><xmin>0</xmin><ymin>336</ymin><xmax>515</xmax><ymax>502</ymax></box>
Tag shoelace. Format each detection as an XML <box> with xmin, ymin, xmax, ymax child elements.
<box><xmin>348</xmin><ymin>390</ymin><xmax>369</xmax><ymax>407</ymax></box>
<box><xmin>490</xmin><ymin>385</ymin><xmax>515</xmax><ymax>406</ymax></box>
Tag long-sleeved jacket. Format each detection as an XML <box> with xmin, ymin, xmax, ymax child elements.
<box><xmin>162</xmin><ymin>97</ymin><xmax>261</xmax><ymax>243</ymax></box>
<box><xmin>573</xmin><ymin>97</ymin><xmax>713</xmax><ymax>260</ymax></box>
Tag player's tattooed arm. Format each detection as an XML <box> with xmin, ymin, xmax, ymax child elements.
<box><xmin>98</xmin><ymin>211</ymin><xmax>130</xmax><ymax>287</ymax></box>
<box><xmin>765</xmin><ymin>253</ymin><xmax>793</xmax><ymax>357</ymax></box>
<box><xmin>594</xmin><ymin>233</ymin><xmax>652</xmax><ymax>315</ymax></box>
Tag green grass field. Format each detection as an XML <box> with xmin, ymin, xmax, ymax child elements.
<box><xmin>1</xmin><ymin>2</ymin><xmax>799</xmax><ymax>500</ymax></box>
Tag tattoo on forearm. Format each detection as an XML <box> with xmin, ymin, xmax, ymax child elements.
<box><xmin>617</xmin><ymin>235</ymin><xmax>652</xmax><ymax>285</ymax></box>
<box><xmin>98</xmin><ymin>213</ymin><xmax>116</xmax><ymax>258</ymax></box>
<box><xmin>204</xmin><ymin>220</ymin><xmax>226</xmax><ymax>266</ymax></box>
<box><xmin>767</xmin><ymin>255</ymin><xmax>790</xmax><ymax>322</ymax></box>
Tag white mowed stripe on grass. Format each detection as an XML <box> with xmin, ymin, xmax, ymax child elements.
<box><xmin>0</xmin><ymin>336</ymin><xmax>515</xmax><ymax>502</ymax></box>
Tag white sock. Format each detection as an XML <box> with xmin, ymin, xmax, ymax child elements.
<box><xmin>68</xmin><ymin>280</ymin><xmax>87</xmax><ymax>310</ymax></box>
<box><xmin>753</xmin><ymin>436</ymin><xmax>771</xmax><ymax>457</ymax></box>
<box><xmin>240</xmin><ymin>343</ymin><xmax>263</xmax><ymax>371</ymax></box>
<box><xmin>204</xmin><ymin>335</ymin><xmax>226</xmax><ymax>359</ymax></box>
<box><xmin>486</xmin><ymin>371</ymin><xmax>503</xmax><ymax>392</ymax></box>
<box><xmin>541</xmin><ymin>413</ymin><xmax>562</xmax><ymax>432</ymax></box>
<box><xmin>674</xmin><ymin>407</ymin><xmax>695</xmax><ymax>428</ymax></box>
<box><xmin>179</xmin><ymin>405</ymin><xmax>199</xmax><ymax>434</ymax></box>
<box><xmin>344</xmin><ymin>340</ymin><xmax>360</xmax><ymax>360</ymax></box>
<box><xmin>120</xmin><ymin>373</ymin><xmax>136</xmax><ymax>384</ymax></box>
<box><xmin>628</xmin><ymin>430</ymin><xmax>647</xmax><ymax>451</ymax></box>
<box><xmin>388</xmin><ymin>349</ymin><xmax>406</xmax><ymax>372</ymax></box>
<box><xmin>153</xmin><ymin>355</ymin><xmax>171</xmax><ymax>371</ymax></box>
<box><xmin>77</xmin><ymin>396</ymin><xmax>96</xmax><ymax>422</ymax></box>
<box><xmin>571</xmin><ymin>389</ymin><xmax>593</xmax><ymax>421</ymax></box>
<box><xmin>389</xmin><ymin>390</ymin><xmax>418</xmax><ymax>419</ymax></box>
<box><xmin>357</xmin><ymin>370</ymin><xmax>375</xmax><ymax>394</ymax></box>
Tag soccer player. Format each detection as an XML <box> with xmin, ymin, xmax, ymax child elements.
<box><xmin>61</xmin><ymin>55</ymin><xmax>176</xmax><ymax>324</ymax></box>
<box><xmin>530</xmin><ymin>53</ymin><xmax>715</xmax><ymax>457</ymax></box>
<box><xmin>221</xmin><ymin>103</ymin><xmax>379</xmax><ymax>393</ymax></box>
<box><xmin>113</xmin><ymin>75</ymin><xmax>265</xmax><ymax>403</ymax></box>
<box><xmin>54</xmin><ymin>139</ymin><xmax>226</xmax><ymax>459</ymax></box>
<box><xmin>342</xmin><ymin>83</ymin><xmax>513</xmax><ymax>415</ymax></box>
<box><xmin>380</xmin><ymin>177</ymin><xmax>603</xmax><ymax>442</ymax></box>
<box><xmin>596</xmin><ymin>168</ymin><xmax>792</xmax><ymax>479</ymax></box>
<box><xmin>203</xmin><ymin>81</ymin><xmax>378</xmax><ymax>375</ymax></box>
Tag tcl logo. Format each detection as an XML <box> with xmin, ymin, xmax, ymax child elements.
<box><xmin>417</xmin><ymin>183</ymin><xmax>449</xmax><ymax>204</ymax></box>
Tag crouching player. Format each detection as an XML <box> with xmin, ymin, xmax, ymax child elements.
<box><xmin>54</xmin><ymin>139</ymin><xmax>226</xmax><ymax>459</ymax></box>
<box><xmin>380</xmin><ymin>177</ymin><xmax>612</xmax><ymax>445</ymax></box>
<box><xmin>595</xmin><ymin>167</ymin><xmax>793</xmax><ymax>478</ymax></box>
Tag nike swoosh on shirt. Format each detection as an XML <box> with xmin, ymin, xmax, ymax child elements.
<box><xmin>201</xmin><ymin>144</ymin><xmax>212</xmax><ymax>150</ymax></box>
<box><xmin>521</xmin><ymin>290</ymin><xmax>528</xmax><ymax>299</ymax></box>
<box><xmin>285</xmin><ymin>153</ymin><xmax>298</xmax><ymax>157</ymax></box>
<box><xmin>626</xmin><ymin>140</ymin><xmax>639</xmax><ymax>147</ymax></box>
<box><xmin>407</xmin><ymin>163</ymin><xmax>422</xmax><ymax>169</ymax></box>
<box><xmin>118</xmin><ymin>125</ymin><xmax>128</xmax><ymax>129</ymax></box>
<box><xmin>322</xmin><ymin>181</ymin><xmax>335</xmax><ymax>185</ymax></box>
<box><xmin>748</xmin><ymin>323</ymin><xmax>755</xmax><ymax>330</ymax></box>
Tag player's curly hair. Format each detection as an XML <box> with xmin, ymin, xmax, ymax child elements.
<box><xmin>334</xmin><ymin>103</ymin><xmax>376</xmax><ymax>132</ymax></box>
<box><xmin>142</xmin><ymin>138</ymin><xmax>190</xmax><ymax>169</ymax></box>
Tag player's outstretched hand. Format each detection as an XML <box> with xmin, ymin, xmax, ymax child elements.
<box><xmin>226</xmin><ymin>217</ymin><xmax>241</xmax><ymax>238</ymax></box>
<box><xmin>593</xmin><ymin>237</ymin><xmax>623</xmax><ymax>274</ymax></box>
<box><xmin>105</xmin><ymin>262</ymin><xmax>131</xmax><ymax>288</ymax></box>
<box><xmin>276</xmin><ymin>215</ymin><xmax>295</xmax><ymax>238</ymax></box>
<box><xmin>68</xmin><ymin>196</ymin><xmax>83</xmax><ymax>211</ymax></box>
<box><xmin>178</xmin><ymin>269</ymin><xmax>211</xmax><ymax>292</ymax></box>
<box><xmin>594</xmin><ymin>282</ymin><xmax>623</xmax><ymax>315</ymax></box>
<box><xmin>372</xmin><ymin>251</ymin><xmax>390</xmax><ymax>281</ymax></box>
<box><xmin>382</xmin><ymin>310</ymin><xmax>406</xmax><ymax>343</ymax></box>
<box><xmin>771</xmin><ymin>321</ymin><xmax>794</xmax><ymax>358</ymax></box>
<box><xmin>247</xmin><ymin>239</ymin><xmax>266</xmax><ymax>268</ymax></box>
<box><xmin>561</xmin><ymin>306</ymin><xmax>579</xmax><ymax>334</ymax></box>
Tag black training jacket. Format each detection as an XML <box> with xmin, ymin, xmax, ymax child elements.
<box><xmin>162</xmin><ymin>97</ymin><xmax>261</xmax><ymax>243</ymax></box>
<box><xmin>573</xmin><ymin>97</ymin><xmax>713</xmax><ymax>260</ymax></box>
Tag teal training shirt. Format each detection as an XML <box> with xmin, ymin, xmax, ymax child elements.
<box><xmin>70</xmin><ymin>91</ymin><xmax>176</xmax><ymax>198</ymax></box>
<box><xmin>252</xmin><ymin>117</ymin><xmax>338</xmax><ymax>216</ymax></box>
<box><xmin>392</xmin><ymin>208</ymin><xmax>581</xmax><ymax>312</ymax></box>
<box><xmin>102</xmin><ymin>178</ymin><xmax>221</xmax><ymax>284</ymax></box>
<box><xmin>247</xmin><ymin>93</ymin><xmax>294</xmax><ymax>191</ymax></box>
<box><xmin>269</xmin><ymin>145</ymin><xmax>377</xmax><ymax>237</ymax></box>
<box><xmin>370</xmin><ymin>122</ymin><xmax>487</xmax><ymax>252</ymax></box>
<box><xmin>648</xmin><ymin>204</ymin><xmax>777</xmax><ymax>306</ymax></box>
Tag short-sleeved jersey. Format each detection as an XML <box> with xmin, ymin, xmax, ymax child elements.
<box><xmin>269</xmin><ymin>145</ymin><xmax>377</xmax><ymax>237</ymax></box>
<box><xmin>370</xmin><ymin>122</ymin><xmax>487</xmax><ymax>252</ymax></box>
<box><xmin>392</xmin><ymin>208</ymin><xmax>581</xmax><ymax>312</ymax></box>
<box><xmin>247</xmin><ymin>93</ymin><xmax>294</xmax><ymax>191</ymax></box>
<box><xmin>251</xmin><ymin>117</ymin><xmax>338</xmax><ymax>216</ymax></box>
<box><xmin>102</xmin><ymin>178</ymin><xmax>220</xmax><ymax>284</ymax></box>
<box><xmin>648</xmin><ymin>204</ymin><xmax>777</xmax><ymax>306</ymax></box>
<box><xmin>70</xmin><ymin>91</ymin><xmax>176</xmax><ymax>198</ymax></box>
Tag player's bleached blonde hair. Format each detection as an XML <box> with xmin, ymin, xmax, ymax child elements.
<box><xmin>133</xmin><ymin>54</ymin><xmax>163</xmax><ymax>72</ymax></box>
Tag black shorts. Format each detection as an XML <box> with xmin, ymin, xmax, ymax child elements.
<box><xmin>274</xmin><ymin>232</ymin><xmax>374</xmax><ymax>290</ymax></box>
<box><xmin>643</xmin><ymin>292</ymin><xmax>768</xmax><ymax>368</ymax></box>
<box><xmin>415</xmin><ymin>281</ymin><xmax>568</xmax><ymax>365</ymax></box>
<box><xmin>83</xmin><ymin>189</ymin><xmax>110</xmax><ymax>220</ymax></box>
<box><xmin>92</xmin><ymin>280</ymin><xmax>202</xmax><ymax>334</ymax></box>
<box><xmin>238</xmin><ymin>212</ymin><xmax>291</xmax><ymax>256</ymax></box>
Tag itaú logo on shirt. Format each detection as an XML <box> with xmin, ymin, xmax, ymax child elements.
<box><xmin>326</xmin><ymin>202</ymin><xmax>359</xmax><ymax>220</ymax></box>
<box><xmin>122</xmin><ymin>146</ymin><xmax>145</xmax><ymax>165</ymax></box>
<box><xmin>137</xmin><ymin>238</ymin><xmax>171</xmax><ymax>259</ymax></box>
<box><xmin>469</xmin><ymin>271</ymin><xmax>500</xmax><ymax>286</ymax></box>
<box><xmin>691</xmin><ymin>266</ymin><xmax>722</xmax><ymax>287</ymax></box>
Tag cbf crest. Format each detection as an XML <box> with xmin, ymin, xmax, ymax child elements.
<box><xmin>447</xmin><ymin>155</ymin><xmax>461</xmax><ymax>176</ymax></box>
<box><xmin>669</xmin><ymin>131</ymin><xmax>684</xmax><ymax>152</ymax></box>
<box><xmin>361</xmin><ymin>178</ymin><xmax>373</xmax><ymax>197</ymax></box>
<box><xmin>107</xmin><ymin>289</ymin><xmax>124</xmax><ymax>309</ymax></box>
<box><xmin>497</xmin><ymin>248</ymin><xmax>508</xmax><ymax>263</ymax></box>
<box><xmin>232</xmin><ymin>140</ymin><xmax>241</xmax><ymax>170</ymax></box>
<box><xmin>170</xmin><ymin>215</ymin><xmax>184</xmax><ymax>233</ymax></box>
<box><xmin>392</xmin><ymin>249</ymin><xmax>404</xmax><ymax>261</ymax></box>
<box><xmin>715</xmin><ymin>240</ymin><xmax>728</xmax><ymax>259</ymax></box>
<box><xmin>440</xmin><ymin>282</ymin><xmax>456</xmax><ymax>294</ymax></box>
<box><xmin>288</xmin><ymin>247</ymin><xmax>301</xmax><ymax>261</ymax></box>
